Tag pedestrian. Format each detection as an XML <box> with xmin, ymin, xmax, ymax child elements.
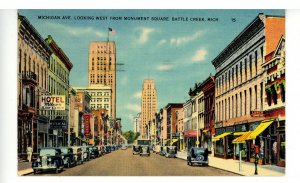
<box><xmin>26</xmin><ymin>146</ymin><xmax>33</xmax><ymax>162</ymax></box>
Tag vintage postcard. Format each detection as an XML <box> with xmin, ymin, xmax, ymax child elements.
<box><xmin>17</xmin><ymin>9</ymin><xmax>285</xmax><ymax>176</ymax></box>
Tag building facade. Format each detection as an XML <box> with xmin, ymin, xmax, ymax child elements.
<box><xmin>212</xmin><ymin>14</ymin><xmax>285</xmax><ymax>164</ymax></box>
<box><xmin>18</xmin><ymin>15</ymin><xmax>52</xmax><ymax>156</ymax></box>
<box><xmin>262</xmin><ymin>36</ymin><xmax>285</xmax><ymax>167</ymax></box>
<box><xmin>183</xmin><ymin>99</ymin><xmax>192</xmax><ymax>151</ymax></box>
<box><xmin>88</xmin><ymin>41</ymin><xmax>116</xmax><ymax>119</ymax></box>
<box><xmin>176</xmin><ymin>108</ymin><xmax>184</xmax><ymax>151</ymax></box>
<box><xmin>46</xmin><ymin>35</ymin><xmax>73</xmax><ymax>148</ymax></box>
<box><xmin>141</xmin><ymin>79</ymin><xmax>157</xmax><ymax>139</ymax></box>
<box><xmin>201</xmin><ymin>75</ymin><xmax>215</xmax><ymax>153</ymax></box>
<box><xmin>133</xmin><ymin>113</ymin><xmax>141</xmax><ymax>134</ymax></box>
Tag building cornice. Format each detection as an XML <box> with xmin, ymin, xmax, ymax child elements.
<box><xmin>45</xmin><ymin>35</ymin><xmax>73</xmax><ymax>71</ymax></box>
<box><xmin>212</xmin><ymin>14</ymin><xmax>265</xmax><ymax>68</ymax></box>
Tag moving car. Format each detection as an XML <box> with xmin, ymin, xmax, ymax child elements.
<box><xmin>165</xmin><ymin>146</ymin><xmax>177</xmax><ymax>158</ymax></box>
<box><xmin>137</xmin><ymin>139</ymin><xmax>151</xmax><ymax>156</ymax></box>
<box><xmin>132</xmin><ymin>145</ymin><xmax>140</xmax><ymax>155</ymax></box>
<box><xmin>187</xmin><ymin>147</ymin><xmax>209</xmax><ymax>166</ymax></box>
<box><xmin>32</xmin><ymin>147</ymin><xmax>64</xmax><ymax>174</ymax></box>
<box><xmin>121</xmin><ymin>144</ymin><xmax>127</xmax><ymax>150</ymax></box>
<box><xmin>71</xmin><ymin>146</ymin><xmax>84</xmax><ymax>165</ymax></box>
<box><xmin>59</xmin><ymin>147</ymin><xmax>77</xmax><ymax>168</ymax></box>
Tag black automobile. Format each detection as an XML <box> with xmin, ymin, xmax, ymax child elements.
<box><xmin>89</xmin><ymin>146</ymin><xmax>100</xmax><ymax>158</ymax></box>
<box><xmin>32</xmin><ymin>147</ymin><xmax>64</xmax><ymax>174</ymax></box>
<box><xmin>104</xmin><ymin>145</ymin><xmax>111</xmax><ymax>153</ymax></box>
<box><xmin>159</xmin><ymin>146</ymin><xmax>166</xmax><ymax>156</ymax></box>
<box><xmin>81</xmin><ymin>146</ymin><xmax>91</xmax><ymax>161</ymax></box>
<box><xmin>165</xmin><ymin>146</ymin><xmax>177</xmax><ymax>158</ymax></box>
<box><xmin>187</xmin><ymin>147</ymin><xmax>209</xmax><ymax>166</ymax></box>
<box><xmin>59</xmin><ymin>147</ymin><xmax>77</xmax><ymax>168</ymax></box>
<box><xmin>132</xmin><ymin>145</ymin><xmax>140</xmax><ymax>155</ymax></box>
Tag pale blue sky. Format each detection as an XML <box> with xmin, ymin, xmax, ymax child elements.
<box><xmin>19</xmin><ymin>9</ymin><xmax>284</xmax><ymax>131</ymax></box>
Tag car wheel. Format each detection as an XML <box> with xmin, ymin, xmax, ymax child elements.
<box><xmin>67</xmin><ymin>160</ymin><xmax>70</xmax><ymax>168</ymax></box>
<box><xmin>33</xmin><ymin>169</ymin><xmax>38</xmax><ymax>174</ymax></box>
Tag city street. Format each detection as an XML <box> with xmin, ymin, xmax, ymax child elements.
<box><xmin>29</xmin><ymin>149</ymin><xmax>238</xmax><ymax>176</ymax></box>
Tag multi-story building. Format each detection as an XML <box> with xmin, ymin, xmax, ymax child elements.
<box><xmin>175</xmin><ymin>108</ymin><xmax>184</xmax><ymax>151</ymax></box>
<box><xmin>212</xmin><ymin>14</ymin><xmax>285</xmax><ymax>163</ymax></box>
<box><xmin>183</xmin><ymin>99</ymin><xmax>192</xmax><ymax>151</ymax></box>
<box><xmin>73</xmin><ymin>85</ymin><xmax>112</xmax><ymax>118</ymax></box>
<box><xmin>133</xmin><ymin>113</ymin><xmax>141</xmax><ymax>134</ymax></box>
<box><xmin>46</xmin><ymin>35</ymin><xmax>73</xmax><ymax>147</ymax></box>
<box><xmin>262</xmin><ymin>36</ymin><xmax>285</xmax><ymax>167</ymax></box>
<box><xmin>88</xmin><ymin>41</ymin><xmax>116</xmax><ymax>120</ymax></box>
<box><xmin>165</xmin><ymin>103</ymin><xmax>183</xmax><ymax>148</ymax></box>
<box><xmin>73</xmin><ymin>89</ymin><xmax>91</xmax><ymax>145</ymax></box>
<box><xmin>18</xmin><ymin>15</ymin><xmax>52</xmax><ymax>155</ymax></box>
<box><xmin>141</xmin><ymin>79</ymin><xmax>157</xmax><ymax>139</ymax></box>
<box><xmin>201</xmin><ymin>75</ymin><xmax>215</xmax><ymax>153</ymax></box>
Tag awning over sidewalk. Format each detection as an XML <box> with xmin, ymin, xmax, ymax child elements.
<box><xmin>212</xmin><ymin>132</ymin><xmax>232</xmax><ymax>141</ymax></box>
<box><xmin>247</xmin><ymin>119</ymin><xmax>274</xmax><ymax>140</ymax></box>
<box><xmin>170</xmin><ymin>139</ymin><xmax>178</xmax><ymax>145</ymax></box>
<box><xmin>232</xmin><ymin>131</ymin><xmax>252</xmax><ymax>144</ymax></box>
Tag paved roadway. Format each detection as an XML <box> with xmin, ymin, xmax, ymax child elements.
<box><xmin>30</xmin><ymin>148</ymin><xmax>239</xmax><ymax>176</ymax></box>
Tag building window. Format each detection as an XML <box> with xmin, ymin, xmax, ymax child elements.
<box><xmin>239</xmin><ymin>62</ymin><xmax>242</xmax><ymax>84</ymax></box>
<box><xmin>271</xmin><ymin>85</ymin><xmax>278</xmax><ymax>105</ymax></box>
<box><xmin>280</xmin><ymin>83</ymin><xmax>285</xmax><ymax>103</ymax></box>
<box><xmin>255</xmin><ymin>51</ymin><xmax>258</xmax><ymax>76</ymax></box>
<box><xmin>249</xmin><ymin>54</ymin><xmax>252</xmax><ymax>79</ymax></box>
<box><xmin>254</xmin><ymin>85</ymin><xmax>257</xmax><ymax>110</ymax></box>
<box><xmin>260</xmin><ymin>82</ymin><xmax>263</xmax><ymax>110</ymax></box>
<box><xmin>228</xmin><ymin>97</ymin><xmax>231</xmax><ymax>119</ymax></box>
<box><xmin>240</xmin><ymin>92</ymin><xmax>242</xmax><ymax>117</ymax></box>
<box><xmin>266</xmin><ymin>89</ymin><xmax>272</xmax><ymax>106</ymax></box>
<box><xmin>244</xmin><ymin>90</ymin><xmax>247</xmax><ymax>115</ymax></box>
<box><xmin>244</xmin><ymin>58</ymin><xmax>247</xmax><ymax>81</ymax></box>
<box><xmin>249</xmin><ymin>88</ymin><xmax>252</xmax><ymax>111</ymax></box>
<box><xmin>235</xmin><ymin>94</ymin><xmax>238</xmax><ymax>118</ymax></box>
<box><xmin>232</xmin><ymin>67</ymin><xmax>234</xmax><ymax>88</ymax></box>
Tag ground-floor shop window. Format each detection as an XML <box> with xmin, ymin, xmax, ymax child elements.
<box><xmin>215</xmin><ymin>139</ymin><xmax>224</xmax><ymax>155</ymax></box>
<box><xmin>227</xmin><ymin>135</ymin><xmax>234</xmax><ymax>157</ymax></box>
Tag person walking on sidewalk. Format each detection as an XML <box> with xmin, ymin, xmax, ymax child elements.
<box><xmin>26</xmin><ymin>146</ymin><xmax>33</xmax><ymax>162</ymax></box>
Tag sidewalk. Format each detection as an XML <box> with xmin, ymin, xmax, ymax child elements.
<box><xmin>176</xmin><ymin>151</ymin><xmax>285</xmax><ymax>176</ymax></box>
<box><xmin>18</xmin><ymin>159</ymin><xmax>33</xmax><ymax>176</ymax></box>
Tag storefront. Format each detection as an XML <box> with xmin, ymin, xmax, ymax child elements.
<box><xmin>184</xmin><ymin>130</ymin><xmax>198</xmax><ymax>151</ymax></box>
<box><xmin>201</xmin><ymin>130</ymin><xmax>213</xmax><ymax>153</ymax></box>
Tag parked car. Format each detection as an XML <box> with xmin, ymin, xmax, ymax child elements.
<box><xmin>165</xmin><ymin>146</ymin><xmax>177</xmax><ymax>158</ymax></box>
<box><xmin>159</xmin><ymin>146</ymin><xmax>167</xmax><ymax>156</ymax></box>
<box><xmin>59</xmin><ymin>147</ymin><xmax>77</xmax><ymax>168</ymax></box>
<box><xmin>104</xmin><ymin>145</ymin><xmax>111</xmax><ymax>153</ymax></box>
<box><xmin>71</xmin><ymin>146</ymin><xmax>84</xmax><ymax>165</ymax></box>
<box><xmin>187</xmin><ymin>147</ymin><xmax>209</xmax><ymax>166</ymax></box>
<box><xmin>81</xmin><ymin>146</ymin><xmax>91</xmax><ymax>161</ymax></box>
<box><xmin>89</xmin><ymin>146</ymin><xmax>100</xmax><ymax>158</ymax></box>
<box><xmin>32</xmin><ymin>147</ymin><xmax>64</xmax><ymax>174</ymax></box>
<box><xmin>132</xmin><ymin>145</ymin><xmax>140</xmax><ymax>155</ymax></box>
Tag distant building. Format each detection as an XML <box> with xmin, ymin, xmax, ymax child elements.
<box><xmin>133</xmin><ymin>113</ymin><xmax>141</xmax><ymax>134</ymax></box>
<box><xmin>141</xmin><ymin>79</ymin><xmax>157</xmax><ymax>139</ymax></box>
<box><xmin>165</xmin><ymin>103</ymin><xmax>183</xmax><ymax>148</ymax></box>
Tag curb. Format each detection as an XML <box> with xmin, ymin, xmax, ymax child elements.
<box><xmin>18</xmin><ymin>169</ymin><xmax>33</xmax><ymax>176</ymax></box>
<box><xmin>175</xmin><ymin>155</ymin><xmax>244</xmax><ymax>176</ymax></box>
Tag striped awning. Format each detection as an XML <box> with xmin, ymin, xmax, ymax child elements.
<box><xmin>232</xmin><ymin>131</ymin><xmax>252</xmax><ymax>144</ymax></box>
<box><xmin>212</xmin><ymin>132</ymin><xmax>232</xmax><ymax>141</ymax></box>
<box><xmin>247</xmin><ymin>119</ymin><xmax>274</xmax><ymax>140</ymax></box>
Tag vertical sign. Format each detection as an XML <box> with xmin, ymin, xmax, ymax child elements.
<box><xmin>84</xmin><ymin>114</ymin><xmax>91</xmax><ymax>137</ymax></box>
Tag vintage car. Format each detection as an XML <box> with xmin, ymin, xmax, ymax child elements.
<box><xmin>165</xmin><ymin>146</ymin><xmax>177</xmax><ymax>158</ymax></box>
<box><xmin>159</xmin><ymin>146</ymin><xmax>167</xmax><ymax>156</ymax></box>
<box><xmin>104</xmin><ymin>145</ymin><xmax>111</xmax><ymax>153</ymax></box>
<box><xmin>80</xmin><ymin>146</ymin><xmax>91</xmax><ymax>161</ymax></box>
<box><xmin>187</xmin><ymin>147</ymin><xmax>209</xmax><ymax>166</ymax></box>
<box><xmin>89</xmin><ymin>146</ymin><xmax>100</xmax><ymax>159</ymax></box>
<box><xmin>59</xmin><ymin>147</ymin><xmax>77</xmax><ymax>168</ymax></box>
<box><xmin>132</xmin><ymin>145</ymin><xmax>140</xmax><ymax>155</ymax></box>
<box><xmin>71</xmin><ymin>146</ymin><xmax>83</xmax><ymax>165</ymax></box>
<box><xmin>139</xmin><ymin>145</ymin><xmax>150</xmax><ymax>156</ymax></box>
<box><xmin>121</xmin><ymin>144</ymin><xmax>127</xmax><ymax>150</ymax></box>
<box><xmin>32</xmin><ymin>147</ymin><xmax>64</xmax><ymax>174</ymax></box>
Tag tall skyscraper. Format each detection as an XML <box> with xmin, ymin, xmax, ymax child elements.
<box><xmin>141</xmin><ymin>79</ymin><xmax>157</xmax><ymax>139</ymax></box>
<box><xmin>88</xmin><ymin>41</ymin><xmax>116</xmax><ymax>119</ymax></box>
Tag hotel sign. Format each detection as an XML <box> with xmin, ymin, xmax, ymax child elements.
<box><xmin>41</xmin><ymin>95</ymin><xmax>65</xmax><ymax>110</ymax></box>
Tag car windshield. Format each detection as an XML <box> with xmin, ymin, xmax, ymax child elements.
<box><xmin>40</xmin><ymin>149</ymin><xmax>56</xmax><ymax>156</ymax></box>
<box><xmin>61</xmin><ymin>148</ymin><xmax>69</xmax><ymax>154</ymax></box>
<box><xmin>193</xmin><ymin>149</ymin><xmax>205</xmax><ymax>154</ymax></box>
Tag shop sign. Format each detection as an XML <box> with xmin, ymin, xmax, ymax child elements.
<box><xmin>50</xmin><ymin>119</ymin><xmax>67</xmax><ymax>129</ymax></box>
<box><xmin>84</xmin><ymin>114</ymin><xmax>91</xmax><ymax>137</ymax></box>
<box><xmin>214</xmin><ymin>121</ymin><xmax>223</xmax><ymax>128</ymax></box>
<box><xmin>250</xmin><ymin>110</ymin><xmax>264</xmax><ymax>117</ymax></box>
<box><xmin>41</xmin><ymin>95</ymin><xmax>65</xmax><ymax>110</ymax></box>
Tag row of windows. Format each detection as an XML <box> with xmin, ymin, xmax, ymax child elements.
<box><xmin>49</xmin><ymin>76</ymin><xmax>68</xmax><ymax>98</ymax></box>
<box><xmin>216</xmin><ymin>83</ymin><xmax>263</xmax><ymax>122</ymax></box>
<box><xmin>91</xmin><ymin>104</ymin><xmax>110</xmax><ymax>109</ymax></box>
<box><xmin>19</xmin><ymin>49</ymin><xmax>47</xmax><ymax>90</ymax></box>
<box><xmin>89</xmin><ymin>92</ymin><xmax>110</xmax><ymax>96</ymax></box>
<box><xmin>50</xmin><ymin>57</ymin><xmax>69</xmax><ymax>84</ymax></box>
<box><xmin>90</xmin><ymin>74</ymin><xmax>113</xmax><ymax>79</ymax></box>
<box><xmin>90</xmin><ymin>79</ymin><xmax>113</xmax><ymax>84</ymax></box>
<box><xmin>91</xmin><ymin>56</ymin><xmax>113</xmax><ymax>61</ymax></box>
<box><xmin>216</xmin><ymin>46</ymin><xmax>263</xmax><ymax>96</ymax></box>
<box><xmin>90</xmin><ymin>98</ymin><xmax>110</xmax><ymax>102</ymax></box>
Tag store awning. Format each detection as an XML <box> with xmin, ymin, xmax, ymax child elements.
<box><xmin>212</xmin><ymin>132</ymin><xmax>232</xmax><ymax>141</ymax></box>
<box><xmin>232</xmin><ymin>131</ymin><xmax>252</xmax><ymax>144</ymax></box>
<box><xmin>170</xmin><ymin>139</ymin><xmax>178</xmax><ymax>145</ymax></box>
<box><xmin>247</xmin><ymin>120</ymin><xmax>274</xmax><ymax>140</ymax></box>
<box><xmin>202</xmin><ymin>129</ymin><xmax>209</xmax><ymax>133</ymax></box>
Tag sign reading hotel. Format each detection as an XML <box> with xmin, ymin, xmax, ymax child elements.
<box><xmin>40</xmin><ymin>95</ymin><xmax>65</xmax><ymax>110</ymax></box>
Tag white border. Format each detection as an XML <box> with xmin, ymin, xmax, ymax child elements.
<box><xmin>0</xmin><ymin>8</ymin><xmax>299</xmax><ymax>183</ymax></box>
